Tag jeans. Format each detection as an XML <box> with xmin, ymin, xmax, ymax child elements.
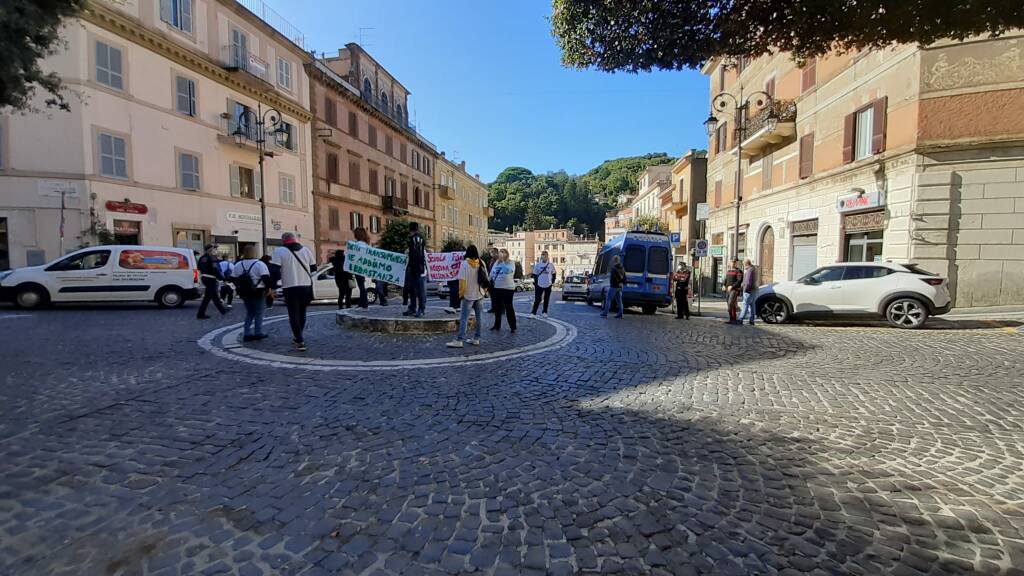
<box><xmin>492</xmin><ymin>288</ymin><xmax>517</xmax><ymax>331</ymax></box>
<box><xmin>531</xmin><ymin>285</ymin><xmax>552</xmax><ymax>314</ymax></box>
<box><xmin>197</xmin><ymin>278</ymin><xmax>227</xmax><ymax>316</ymax></box>
<box><xmin>603</xmin><ymin>286</ymin><xmax>623</xmax><ymax>317</ymax></box>
<box><xmin>457</xmin><ymin>298</ymin><xmax>484</xmax><ymax>341</ymax></box>
<box><xmin>739</xmin><ymin>291</ymin><xmax>756</xmax><ymax>324</ymax></box>
<box><xmin>283</xmin><ymin>285</ymin><xmax>312</xmax><ymax>342</ymax></box>
<box><xmin>356</xmin><ymin>276</ymin><xmax>368</xmax><ymax>308</ymax></box>
<box><xmin>406</xmin><ymin>275</ymin><xmax>426</xmax><ymax>314</ymax></box>
<box><xmin>448</xmin><ymin>279</ymin><xmax>461</xmax><ymax>310</ymax></box>
<box><xmin>242</xmin><ymin>295</ymin><xmax>266</xmax><ymax>337</ymax></box>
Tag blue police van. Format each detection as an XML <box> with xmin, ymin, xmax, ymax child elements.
<box><xmin>586</xmin><ymin>231</ymin><xmax>673</xmax><ymax>314</ymax></box>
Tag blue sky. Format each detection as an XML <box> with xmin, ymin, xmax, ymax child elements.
<box><xmin>265</xmin><ymin>0</ymin><xmax>711</xmax><ymax>182</ymax></box>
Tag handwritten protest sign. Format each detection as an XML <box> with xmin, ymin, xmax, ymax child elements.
<box><xmin>427</xmin><ymin>251</ymin><xmax>465</xmax><ymax>282</ymax></box>
<box><xmin>343</xmin><ymin>241</ymin><xmax>407</xmax><ymax>286</ymax></box>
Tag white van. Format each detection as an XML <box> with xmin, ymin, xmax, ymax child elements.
<box><xmin>0</xmin><ymin>245</ymin><xmax>201</xmax><ymax>309</ymax></box>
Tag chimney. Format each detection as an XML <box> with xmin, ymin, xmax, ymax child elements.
<box><xmin>460</xmin><ymin>161</ymin><xmax>466</xmax><ymax>170</ymax></box>
<box><xmin>440</xmin><ymin>152</ymin><xmax>445</xmax><ymax>158</ymax></box>
<box><xmin>474</xmin><ymin>174</ymin><xmax>480</xmax><ymax>180</ymax></box>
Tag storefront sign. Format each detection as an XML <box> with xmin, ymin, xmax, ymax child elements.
<box><xmin>837</xmin><ymin>191</ymin><xmax>884</xmax><ymax>213</ymax></box>
<box><xmin>791</xmin><ymin>219</ymin><xmax>819</xmax><ymax>236</ymax></box>
<box><xmin>695</xmin><ymin>203</ymin><xmax>710</xmax><ymax>221</ymax></box>
<box><xmin>226</xmin><ymin>212</ymin><xmax>262</xmax><ymax>225</ymax></box>
<box><xmin>426</xmin><ymin>251</ymin><xmax>465</xmax><ymax>282</ymax></box>
<box><xmin>105</xmin><ymin>200</ymin><xmax>148</xmax><ymax>215</ymax></box>
<box><xmin>709</xmin><ymin>245</ymin><xmax>725</xmax><ymax>257</ymax></box>
<box><xmin>343</xmin><ymin>240</ymin><xmax>407</xmax><ymax>286</ymax></box>
<box><xmin>113</xmin><ymin>220</ymin><xmax>141</xmax><ymax>235</ymax></box>
<box><xmin>843</xmin><ymin>210</ymin><xmax>886</xmax><ymax>233</ymax></box>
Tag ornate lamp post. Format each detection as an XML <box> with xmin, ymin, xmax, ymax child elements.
<box><xmin>704</xmin><ymin>86</ymin><xmax>778</xmax><ymax>261</ymax></box>
<box><xmin>233</xmin><ymin>102</ymin><xmax>288</xmax><ymax>256</ymax></box>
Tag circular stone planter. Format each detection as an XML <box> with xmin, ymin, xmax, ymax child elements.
<box><xmin>336</xmin><ymin>306</ymin><xmax>478</xmax><ymax>334</ymax></box>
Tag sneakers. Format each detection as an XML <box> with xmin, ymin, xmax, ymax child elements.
<box><xmin>446</xmin><ymin>340</ymin><xmax>464</xmax><ymax>348</ymax></box>
<box><xmin>295</xmin><ymin>341</ymin><xmax>307</xmax><ymax>351</ymax></box>
<box><xmin>614</xmin><ymin>314</ymin><xmax>623</xmax><ymax>319</ymax></box>
<box><xmin>243</xmin><ymin>335</ymin><xmax>258</xmax><ymax>342</ymax></box>
<box><xmin>470</xmin><ymin>339</ymin><xmax>480</xmax><ymax>346</ymax></box>
<box><xmin>541</xmin><ymin>312</ymin><xmax>549</xmax><ymax>318</ymax></box>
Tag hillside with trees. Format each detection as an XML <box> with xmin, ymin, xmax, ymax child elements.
<box><xmin>488</xmin><ymin>153</ymin><xmax>674</xmax><ymax>238</ymax></box>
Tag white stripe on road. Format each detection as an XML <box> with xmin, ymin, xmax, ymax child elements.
<box><xmin>0</xmin><ymin>314</ymin><xmax>31</xmax><ymax>321</ymax></box>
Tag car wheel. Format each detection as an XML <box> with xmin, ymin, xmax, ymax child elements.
<box><xmin>156</xmin><ymin>287</ymin><xmax>185</xmax><ymax>308</ymax></box>
<box><xmin>759</xmin><ymin>297</ymin><xmax>790</xmax><ymax>324</ymax></box>
<box><xmin>886</xmin><ymin>298</ymin><xmax>929</xmax><ymax>329</ymax></box>
<box><xmin>14</xmin><ymin>285</ymin><xmax>48</xmax><ymax>309</ymax></box>
<box><xmin>367</xmin><ymin>289</ymin><xmax>378</xmax><ymax>305</ymax></box>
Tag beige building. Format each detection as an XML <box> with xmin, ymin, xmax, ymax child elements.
<box><xmin>0</xmin><ymin>0</ymin><xmax>314</xmax><ymax>267</ymax></box>
<box><xmin>701</xmin><ymin>34</ymin><xmax>1024</xmax><ymax>305</ymax></box>
<box><xmin>631</xmin><ymin>165</ymin><xmax>673</xmax><ymax>222</ymax></box>
<box><xmin>505</xmin><ymin>230</ymin><xmax>532</xmax><ymax>271</ymax></box>
<box><xmin>563</xmin><ymin>236</ymin><xmax>602</xmax><ymax>276</ymax></box>
<box><xmin>308</xmin><ymin>44</ymin><xmax>437</xmax><ymax>261</ymax></box>
<box><xmin>435</xmin><ymin>154</ymin><xmax>491</xmax><ymax>251</ymax></box>
<box><xmin>527</xmin><ymin>228</ymin><xmax>601</xmax><ymax>276</ymax></box>
<box><xmin>660</xmin><ymin>150</ymin><xmax>708</xmax><ymax>264</ymax></box>
<box><xmin>603</xmin><ymin>206</ymin><xmax>633</xmax><ymax>240</ymax></box>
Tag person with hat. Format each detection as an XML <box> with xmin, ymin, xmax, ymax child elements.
<box><xmin>197</xmin><ymin>243</ymin><xmax>229</xmax><ymax>319</ymax></box>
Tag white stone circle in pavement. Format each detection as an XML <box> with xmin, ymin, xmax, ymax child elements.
<box><xmin>198</xmin><ymin>310</ymin><xmax>578</xmax><ymax>371</ymax></box>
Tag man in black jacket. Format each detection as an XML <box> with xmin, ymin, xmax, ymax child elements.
<box><xmin>196</xmin><ymin>244</ymin><xmax>228</xmax><ymax>319</ymax></box>
<box><xmin>403</xmin><ymin>222</ymin><xmax>428</xmax><ymax>317</ymax></box>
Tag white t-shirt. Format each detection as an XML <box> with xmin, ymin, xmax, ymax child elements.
<box><xmin>532</xmin><ymin>261</ymin><xmax>556</xmax><ymax>289</ymax></box>
<box><xmin>231</xmin><ymin>259</ymin><xmax>270</xmax><ymax>289</ymax></box>
<box><xmin>271</xmin><ymin>245</ymin><xmax>315</xmax><ymax>289</ymax></box>
<box><xmin>458</xmin><ymin>260</ymin><xmax>485</xmax><ymax>301</ymax></box>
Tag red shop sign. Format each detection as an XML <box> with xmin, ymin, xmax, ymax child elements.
<box><xmin>105</xmin><ymin>200</ymin><xmax>148</xmax><ymax>215</ymax></box>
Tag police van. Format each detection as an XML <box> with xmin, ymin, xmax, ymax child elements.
<box><xmin>586</xmin><ymin>231</ymin><xmax>673</xmax><ymax>314</ymax></box>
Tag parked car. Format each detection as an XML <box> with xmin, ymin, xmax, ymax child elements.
<box><xmin>0</xmin><ymin>245</ymin><xmax>201</xmax><ymax>309</ymax></box>
<box><xmin>437</xmin><ymin>281</ymin><xmax>451</xmax><ymax>298</ymax></box>
<box><xmin>586</xmin><ymin>231</ymin><xmax>673</xmax><ymax>314</ymax></box>
<box><xmin>515</xmin><ymin>277</ymin><xmax>533</xmax><ymax>292</ymax></box>
<box><xmin>756</xmin><ymin>262</ymin><xmax>951</xmax><ymax>329</ymax></box>
<box><xmin>561</xmin><ymin>275</ymin><xmax>588</xmax><ymax>301</ymax></box>
<box><xmin>274</xmin><ymin>264</ymin><xmax>378</xmax><ymax>305</ymax></box>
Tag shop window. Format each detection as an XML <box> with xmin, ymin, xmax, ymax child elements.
<box><xmin>845</xmin><ymin>231</ymin><xmax>884</xmax><ymax>263</ymax></box>
<box><xmin>174</xmin><ymin>229</ymin><xmax>205</xmax><ymax>254</ymax></box>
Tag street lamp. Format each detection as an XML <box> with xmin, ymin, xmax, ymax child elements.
<box><xmin>232</xmin><ymin>102</ymin><xmax>288</xmax><ymax>256</ymax></box>
<box><xmin>705</xmin><ymin>85</ymin><xmax>776</xmax><ymax>261</ymax></box>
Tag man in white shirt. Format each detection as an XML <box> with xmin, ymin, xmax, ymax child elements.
<box><xmin>271</xmin><ymin>232</ymin><xmax>316</xmax><ymax>351</ymax></box>
<box><xmin>530</xmin><ymin>250</ymin><xmax>557</xmax><ymax>317</ymax></box>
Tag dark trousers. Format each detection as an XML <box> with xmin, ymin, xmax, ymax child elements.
<box><xmin>283</xmin><ymin>286</ymin><xmax>312</xmax><ymax>342</ymax></box>
<box><xmin>336</xmin><ymin>273</ymin><xmax>352</xmax><ymax>309</ymax></box>
<box><xmin>727</xmin><ymin>290</ymin><xmax>739</xmax><ymax>322</ymax></box>
<box><xmin>375</xmin><ymin>280</ymin><xmax>388</xmax><ymax>306</ymax></box>
<box><xmin>492</xmin><ymin>288</ymin><xmax>517</xmax><ymax>331</ymax></box>
<box><xmin>355</xmin><ymin>276</ymin><xmax>368</xmax><ymax>308</ymax></box>
<box><xmin>197</xmin><ymin>278</ymin><xmax>227</xmax><ymax>317</ymax></box>
<box><xmin>406</xmin><ymin>275</ymin><xmax>426</xmax><ymax>314</ymax></box>
<box><xmin>531</xmin><ymin>285</ymin><xmax>552</xmax><ymax>314</ymax></box>
<box><xmin>448</xmin><ymin>279</ymin><xmax>461</xmax><ymax>309</ymax></box>
<box><xmin>219</xmin><ymin>283</ymin><xmax>234</xmax><ymax>305</ymax></box>
<box><xmin>675</xmin><ymin>290</ymin><xmax>690</xmax><ymax>318</ymax></box>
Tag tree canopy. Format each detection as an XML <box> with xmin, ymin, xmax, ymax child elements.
<box><xmin>551</xmin><ymin>0</ymin><xmax>1024</xmax><ymax>72</ymax></box>
<box><xmin>580</xmin><ymin>153</ymin><xmax>674</xmax><ymax>205</ymax></box>
<box><xmin>1</xmin><ymin>0</ymin><xmax>84</xmax><ymax>111</ymax></box>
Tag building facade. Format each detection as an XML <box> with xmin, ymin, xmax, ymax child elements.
<box><xmin>563</xmin><ymin>236</ymin><xmax>602</xmax><ymax>276</ymax></box>
<box><xmin>603</xmin><ymin>206</ymin><xmax>633</xmax><ymax>240</ymax></box>
<box><xmin>308</xmin><ymin>44</ymin><xmax>437</xmax><ymax>261</ymax></box>
<box><xmin>631</xmin><ymin>165</ymin><xmax>673</xmax><ymax>222</ymax></box>
<box><xmin>0</xmin><ymin>0</ymin><xmax>314</xmax><ymax>268</ymax></box>
<box><xmin>661</xmin><ymin>150</ymin><xmax>708</xmax><ymax>265</ymax></box>
<box><xmin>435</xmin><ymin>154</ymin><xmax>491</xmax><ymax>251</ymax></box>
<box><xmin>701</xmin><ymin>35</ymin><xmax>1024</xmax><ymax>305</ymax></box>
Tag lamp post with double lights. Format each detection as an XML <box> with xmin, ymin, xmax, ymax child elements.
<box><xmin>703</xmin><ymin>86</ymin><xmax>778</xmax><ymax>260</ymax></box>
<box><xmin>232</xmin><ymin>102</ymin><xmax>288</xmax><ymax>256</ymax></box>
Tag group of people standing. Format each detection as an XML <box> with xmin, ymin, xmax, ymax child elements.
<box><xmin>724</xmin><ymin>258</ymin><xmax>758</xmax><ymax>325</ymax></box>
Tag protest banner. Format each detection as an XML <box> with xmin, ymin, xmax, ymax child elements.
<box><xmin>426</xmin><ymin>251</ymin><xmax>465</xmax><ymax>282</ymax></box>
<box><xmin>343</xmin><ymin>241</ymin><xmax>407</xmax><ymax>286</ymax></box>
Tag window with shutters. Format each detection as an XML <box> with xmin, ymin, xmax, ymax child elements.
<box><xmin>715</xmin><ymin>122</ymin><xmax>728</xmax><ymax>154</ymax></box>
<box><xmin>385</xmin><ymin>134</ymin><xmax>393</xmax><ymax>155</ymax></box>
<box><xmin>718</xmin><ymin>64</ymin><xmax>726</xmax><ymax>91</ymax></box>
<box><xmin>279</xmin><ymin>173</ymin><xmax>295</xmax><ymax>204</ymax></box>
<box><xmin>95</xmin><ymin>41</ymin><xmax>124</xmax><ymax>90</ymax></box>
<box><xmin>160</xmin><ymin>0</ymin><xmax>193</xmax><ymax>34</ymax></box>
<box><xmin>324</xmin><ymin>97</ymin><xmax>337</xmax><ymax>126</ymax></box>
<box><xmin>714</xmin><ymin>180</ymin><xmax>723</xmax><ymax>207</ymax></box>
<box><xmin>326</xmin><ymin>152</ymin><xmax>339</xmax><ymax>183</ymax></box>
<box><xmin>348</xmin><ymin>111</ymin><xmax>358</xmax><ymax>138</ymax></box>
<box><xmin>844</xmin><ymin>98</ymin><xmax>887</xmax><ymax>163</ymax></box>
<box><xmin>328</xmin><ymin>208</ymin><xmax>340</xmax><ymax>230</ymax></box>
<box><xmin>277</xmin><ymin>58</ymin><xmax>292</xmax><ymax>91</ymax></box>
<box><xmin>98</xmin><ymin>132</ymin><xmax>129</xmax><ymax>179</ymax></box>
<box><xmin>400</xmin><ymin>180</ymin><xmax>408</xmax><ymax>200</ymax></box>
<box><xmin>369</xmin><ymin>168</ymin><xmax>379</xmax><ymax>194</ymax></box>
<box><xmin>368</xmin><ymin>124</ymin><xmax>377</xmax><ymax>148</ymax></box>
<box><xmin>175</xmin><ymin>76</ymin><xmax>196</xmax><ymax>116</ymax></box>
<box><xmin>276</xmin><ymin>121</ymin><xmax>297</xmax><ymax>152</ymax></box>
<box><xmin>349</xmin><ymin>211</ymin><xmax>363</xmax><ymax>230</ymax></box>
<box><xmin>854</xmin><ymin>107</ymin><xmax>874</xmax><ymax>161</ymax></box>
<box><xmin>801</xmin><ymin>58</ymin><xmax>817</xmax><ymax>92</ymax></box>
<box><xmin>178</xmin><ymin>152</ymin><xmax>200</xmax><ymax>190</ymax></box>
<box><xmin>370</xmin><ymin>215</ymin><xmax>381</xmax><ymax>234</ymax></box>
<box><xmin>229</xmin><ymin>165</ymin><xmax>257</xmax><ymax>199</ymax></box>
<box><xmin>764</xmin><ymin>76</ymin><xmax>775</xmax><ymax>98</ymax></box>
<box><xmin>799</xmin><ymin>133</ymin><xmax>814</xmax><ymax>179</ymax></box>
<box><xmin>348</xmin><ymin>159</ymin><xmax>361</xmax><ymax>189</ymax></box>
<box><xmin>400</xmin><ymin>143</ymin><xmax>407</xmax><ymax>164</ymax></box>
<box><xmin>414</xmin><ymin>186</ymin><xmax>421</xmax><ymax>207</ymax></box>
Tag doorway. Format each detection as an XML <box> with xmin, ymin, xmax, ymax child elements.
<box><xmin>113</xmin><ymin>220</ymin><xmax>141</xmax><ymax>245</ymax></box>
<box><xmin>758</xmin><ymin>226</ymin><xmax>774</xmax><ymax>285</ymax></box>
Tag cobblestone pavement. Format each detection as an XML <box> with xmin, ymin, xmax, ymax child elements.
<box><xmin>1</xmin><ymin>299</ymin><xmax>1023</xmax><ymax>576</ymax></box>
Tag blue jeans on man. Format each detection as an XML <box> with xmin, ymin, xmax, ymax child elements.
<box><xmin>739</xmin><ymin>291</ymin><xmax>756</xmax><ymax>324</ymax></box>
<box><xmin>242</xmin><ymin>295</ymin><xmax>266</xmax><ymax>337</ymax></box>
<box><xmin>457</xmin><ymin>298</ymin><xmax>484</xmax><ymax>341</ymax></box>
<box><xmin>406</xmin><ymin>275</ymin><xmax>427</xmax><ymax>316</ymax></box>
<box><xmin>602</xmin><ymin>287</ymin><xmax>624</xmax><ymax>318</ymax></box>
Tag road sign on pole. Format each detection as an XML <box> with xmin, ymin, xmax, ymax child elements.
<box><xmin>694</xmin><ymin>239</ymin><xmax>709</xmax><ymax>257</ymax></box>
<box><xmin>669</xmin><ymin>232</ymin><xmax>681</xmax><ymax>245</ymax></box>
<box><xmin>695</xmin><ymin>203</ymin><xmax>710</xmax><ymax>221</ymax></box>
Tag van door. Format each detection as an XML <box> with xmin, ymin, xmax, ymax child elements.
<box><xmin>622</xmin><ymin>244</ymin><xmax>646</xmax><ymax>293</ymax></box>
<box><xmin>45</xmin><ymin>249</ymin><xmax>114</xmax><ymax>301</ymax></box>
<box><xmin>646</xmin><ymin>244</ymin><xmax>671</xmax><ymax>300</ymax></box>
<box><xmin>113</xmin><ymin>248</ymin><xmax>191</xmax><ymax>301</ymax></box>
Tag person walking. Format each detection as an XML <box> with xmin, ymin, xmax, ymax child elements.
<box><xmin>601</xmin><ymin>255</ymin><xmax>625</xmax><ymax>319</ymax></box>
<box><xmin>486</xmin><ymin>247</ymin><xmax>500</xmax><ymax>313</ymax></box>
<box><xmin>446</xmin><ymin>245</ymin><xmax>488</xmax><ymax>348</ymax></box>
<box><xmin>724</xmin><ymin>259</ymin><xmax>743</xmax><ymax>324</ymax></box>
<box><xmin>197</xmin><ymin>244</ymin><xmax>228</xmax><ymax>319</ymax></box>
<box><xmin>530</xmin><ymin>251</ymin><xmax>557</xmax><ymax>317</ymax></box>
<box><xmin>353</xmin><ymin>227</ymin><xmax>371</xmax><ymax>308</ymax></box>
<box><xmin>271</xmin><ymin>232</ymin><xmax>316</xmax><ymax>351</ymax></box>
<box><xmin>232</xmin><ymin>245</ymin><xmax>272</xmax><ymax>341</ymax></box>
<box><xmin>403</xmin><ymin>222</ymin><xmax>428</xmax><ymax>317</ymax></box>
<box><xmin>738</xmin><ymin>258</ymin><xmax>758</xmax><ymax>325</ymax></box>
<box><xmin>673</xmin><ymin>263</ymin><xmax>691</xmax><ymax>320</ymax></box>
<box><xmin>489</xmin><ymin>248</ymin><xmax>517</xmax><ymax>332</ymax></box>
<box><xmin>218</xmin><ymin>255</ymin><xmax>235</xmax><ymax>309</ymax></box>
<box><xmin>330</xmin><ymin>249</ymin><xmax>351</xmax><ymax>309</ymax></box>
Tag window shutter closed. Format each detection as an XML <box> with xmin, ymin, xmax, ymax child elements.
<box><xmin>253</xmin><ymin>170</ymin><xmax>262</xmax><ymax>200</ymax></box>
<box><xmin>229</xmin><ymin>165</ymin><xmax>240</xmax><ymax>197</ymax></box>
<box><xmin>714</xmin><ymin>180</ymin><xmax>723</xmax><ymax>207</ymax></box>
<box><xmin>327</xmin><ymin>153</ymin><xmax>338</xmax><ymax>183</ymax></box>
<box><xmin>762</xmin><ymin>153</ymin><xmax>773</xmax><ymax>190</ymax></box>
<box><xmin>842</xmin><ymin>113</ymin><xmax>855</xmax><ymax>164</ymax></box>
<box><xmin>764</xmin><ymin>77</ymin><xmax>775</xmax><ymax>98</ymax></box>
<box><xmin>799</xmin><ymin>133</ymin><xmax>814</xmax><ymax>179</ymax></box>
<box><xmin>801</xmin><ymin>58</ymin><xmax>816</xmax><ymax>92</ymax></box>
<box><xmin>871</xmin><ymin>96</ymin><xmax>887</xmax><ymax>154</ymax></box>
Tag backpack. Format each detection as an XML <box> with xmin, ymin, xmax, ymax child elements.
<box><xmin>235</xmin><ymin>261</ymin><xmax>257</xmax><ymax>297</ymax></box>
<box><xmin>476</xmin><ymin>264</ymin><xmax>492</xmax><ymax>291</ymax></box>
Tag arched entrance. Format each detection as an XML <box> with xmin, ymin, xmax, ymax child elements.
<box><xmin>759</xmin><ymin>226</ymin><xmax>775</xmax><ymax>285</ymax></box>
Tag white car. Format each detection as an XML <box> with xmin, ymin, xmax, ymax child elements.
<box><xmin>561</xmin><ymin>275</ymin><xmax>588</xmax><ymax>301</ymax></box>
<box><xmin>755</xmin><ymin>262</ymin><xmax>951</xmax><ymax>329</ymax></box>
<box><xmin>276</xmin><ymin>264</ymin><xmax>378</xmax><ymax>305</ymax></box>
<box><xmin>0</xmin><ymin>245</ymin><xmax>201</xmax><ymax>308</ymax></box>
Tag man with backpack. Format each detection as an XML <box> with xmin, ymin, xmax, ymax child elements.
<box><xmin>271</xmin><ymin>232</ymin><xmax>316</xmax><ymax>351</ymax></box>
<box><xmin>232</xmin><ymin>245</ymin><xmax>272</xmax><ymax>341</ymax></box>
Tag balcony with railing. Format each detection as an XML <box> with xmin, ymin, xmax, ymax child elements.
<box><xmin>734</xmin><ymin>99</ymin><xmax>797</xmax><ymax>158</ymax></box>
<box><xmin>236</xmin><ymin>0</ymin><xmax>306</xmax><ymax>49</ymax></box>
<box><xmin>222</xmin><ymin>45</ymin><xmax>271</xmax><ymax>86</ymax></box>
<box><xmin>383</xmin><ymin>195</ymin><xmax>409</xmax><ymax>213</ymax></box>
<box><xmin>437</xmin><ymin>185</ymin><xmax>454</xmax><ymax>200</ymax></box>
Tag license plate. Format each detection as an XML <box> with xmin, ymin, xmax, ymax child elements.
<box><xmin>626</xmin><ymin>282</ymin><xmax>640</xmax><ymax>288</ymax></box>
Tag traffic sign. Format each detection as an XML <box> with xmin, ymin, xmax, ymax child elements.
<box><xmin>694</xmin><ymin>239</ymin><xmax>709</xmax><ymax>257</ymax></box>
<box><xmin>669</xmin><ymin>232</ymin><xmax>681</xmax><ymax>245</ymax></box>
<box><xmin>695</xmin><ymin>203</ymin><xmax>710</xmax><ymax>221</ymax></box>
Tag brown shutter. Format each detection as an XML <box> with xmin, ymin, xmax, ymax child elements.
<box><xmin>327</xmin><ymin>153</ymin><xmax>339</xmax><ymax>183</ymax></box>
<box><xmin>348</xmin><ymin>111</ymin><xmax>358</xmax><ymax>137</ymax></box>
<box><xmin>714</xmin><ymin>180</ymin><xmax>723</xmax><ymax>207</ymax></box>
<box><xmin>349</xmin><ymin>160</ymin><xmax>360</xmax><ymax>189</ymax></box>
<box><xmin>801</xmin><ymin>58</ymin><xmax>816</xmax><ymax>92</ymax></box>
<box><xmin>871</xmin><ymin>96</ymin><xmax>887</xmax><ymax>154</ymax></box>
<box><xmin>842</xmin><ymin>113</ymin><xmax>855</xmax><ymax>164</ymax></box>
<box><xmin>799</xmin><ymin>133</ymin><xmax>814</xmax><ymax>179</ymax></box>
<box><xmin>762</xmin><ymin>153</ymin><xmax>773</xmax><ymax>190</ymax></box>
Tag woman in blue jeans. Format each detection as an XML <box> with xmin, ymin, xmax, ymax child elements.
<box><xmin>446</xmin><ymin>245</ymin><xmax>486</xmax><ymax>348</ymax></box>
<box><xmin>231</xmin><ymin>245</ymin><xmax>272</xmax><ymax>341</ymax></box>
